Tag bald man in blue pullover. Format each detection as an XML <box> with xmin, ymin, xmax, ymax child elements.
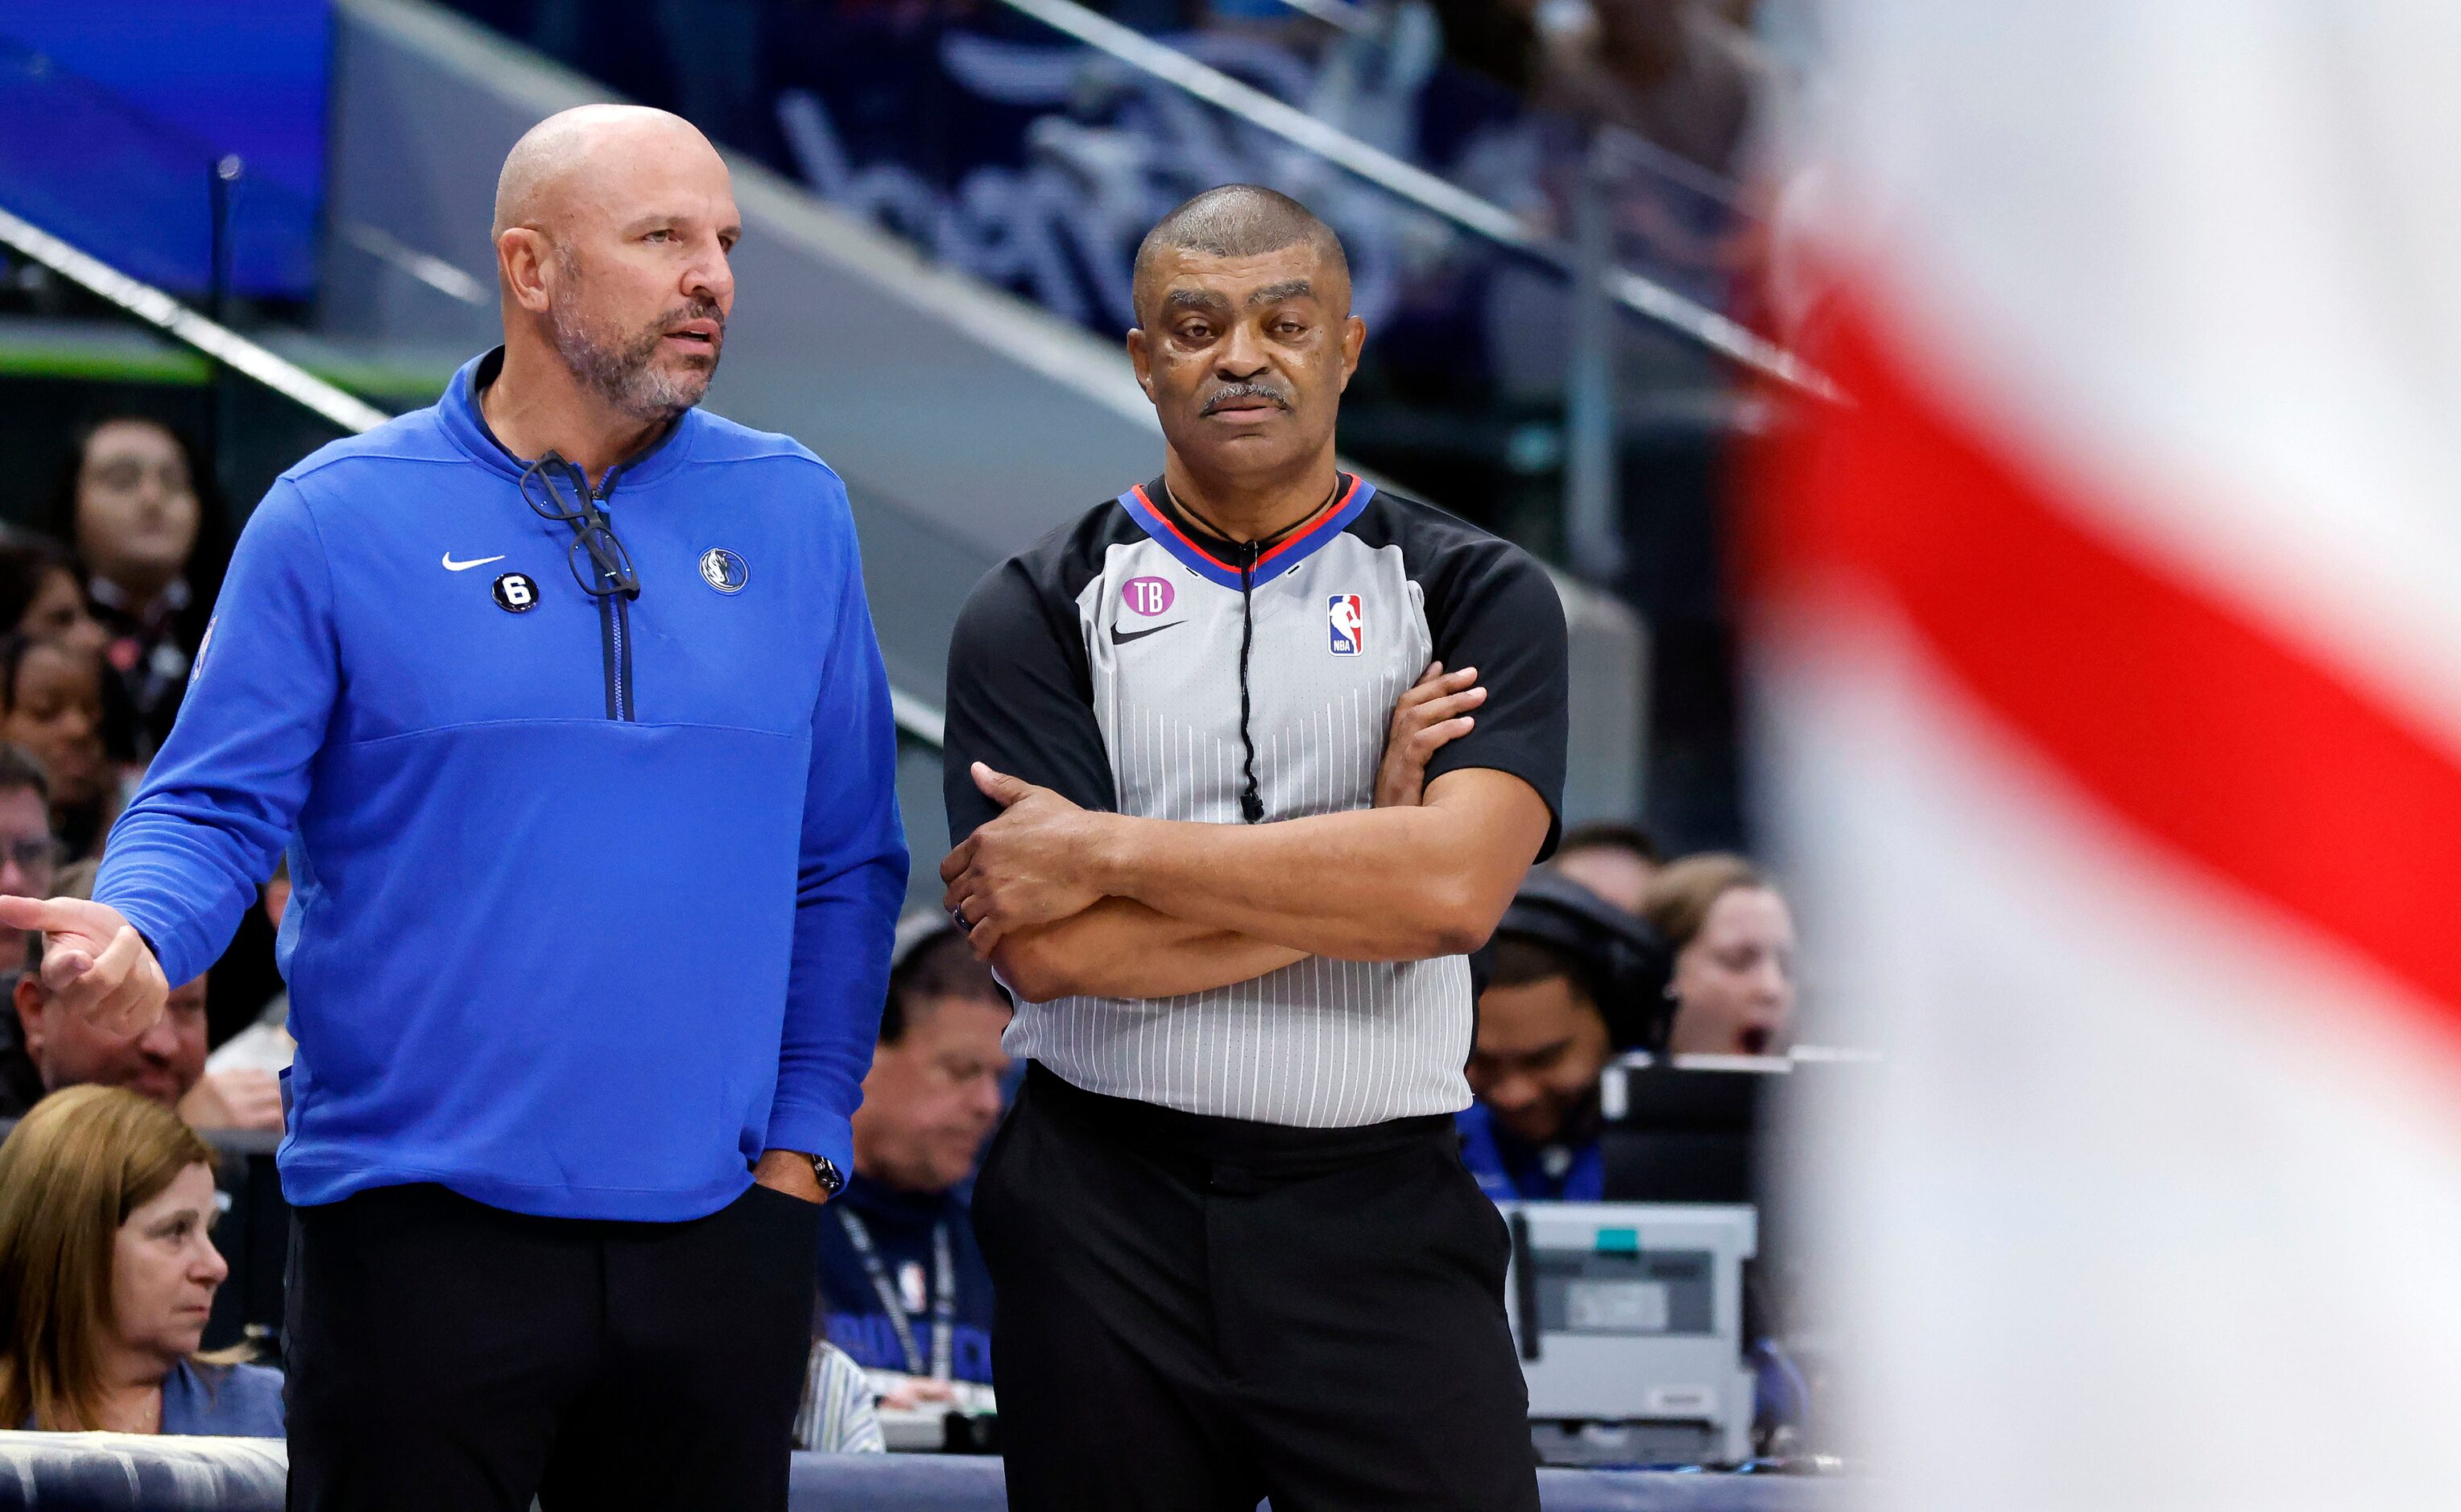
<box><xmin>0</xmin><ymin>106</ymin><xmax>907</xmax><ymax>1509</ymax></box>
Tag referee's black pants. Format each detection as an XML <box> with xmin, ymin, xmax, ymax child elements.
<box><xmin>975</xmin><ymin>1063</ymin><xmax>1542</xmax><ymax>1512</ymax></box>
<box><xmin>283</xmin><ymin>1180</ymin><xmax>819</xmax><ymax>1511</ymax></box>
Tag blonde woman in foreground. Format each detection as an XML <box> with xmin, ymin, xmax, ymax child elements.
<box><xmin>0</xmin><ymin>1084</ymin><xmax>282</xmax><ymax>1435</ymax></box>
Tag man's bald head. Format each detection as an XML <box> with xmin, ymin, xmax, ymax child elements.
<box><xmin>1131</xmin><ymin>185</ymin><xmax>1350</xmax><ymax>327</ymax></box>
<box><xmin>493</xmin><ymin>105</ymin><xmax>722</xmax><ymax>242</ymax></box>
<box><xmin>489</xmin><ymin>104</ymin><xmax>741</xmax><ymax>424</ymax></box>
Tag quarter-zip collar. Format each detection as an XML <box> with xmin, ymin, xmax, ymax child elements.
<box><xmin>436</xmin><ymin>347</ymin><xmax>700</xmax><ymax>490</ymax></box>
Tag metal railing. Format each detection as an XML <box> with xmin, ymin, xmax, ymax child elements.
<box><xmin>990</xmin><ymin>0</ymin><xmax>1832</xmax><ymax>399</ymax></box>
<box><xmin>0</xmin><ymin>205</ymin><xmax>390</xmax><ymax>433</ymax></box>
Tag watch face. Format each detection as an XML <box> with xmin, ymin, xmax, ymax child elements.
<box><xmin>812</xmin><ymin>1157</ymin><xmax>846</xmax><ymax>1196</ymax></box>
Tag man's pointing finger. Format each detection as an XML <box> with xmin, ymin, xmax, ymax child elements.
<box><xmin>0</xmin><ymin>894</ymin><xmax>68</xmax><ymax>933</ymax></box>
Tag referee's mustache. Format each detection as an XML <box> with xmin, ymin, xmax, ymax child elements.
<box><xmin>1201</xmin><ymin>381</ymin><xmax>1292</xmax><ymax>415</ymax></box>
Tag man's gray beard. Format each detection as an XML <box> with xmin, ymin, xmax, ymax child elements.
<box><xmin>549</xmin><ymin>298</ymin><xmax>713</xmax><ymax>422</ymax></box>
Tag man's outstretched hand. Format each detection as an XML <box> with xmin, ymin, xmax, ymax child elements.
<box><xmin>0</xmin><ymin>894</ymin><xmax>168</xmax><ymax>1037</ymax></box>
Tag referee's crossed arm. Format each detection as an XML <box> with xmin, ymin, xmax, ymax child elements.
<box><xmin>945</xmin><ymin>753</ymin><xmax>1544</xmax><ymax>983</ymax></box>
<box><xmin>942</xmin><ymin>185</ymin><xmax>1562</xmax><ymax>1512</ymax></box>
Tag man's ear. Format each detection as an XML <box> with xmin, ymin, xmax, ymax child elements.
<box><xmin>498</xmin><ymin>228</ymin><xmax>556</xmax><ymax>315</ymax></box>
<box><xmin>1126</xmin><ymin>326</ymin><xmax>1153</xmax><ymax>396</ymax></box>
<box><xmin>1338</xmin><ymin>313</ymin><xmax>1366</xmax><ymax>390</ymax></box>
<box><xmin>14</xmin><ymin>969</ymin><xmax>45</xmax><ymax>1059</ymax></box>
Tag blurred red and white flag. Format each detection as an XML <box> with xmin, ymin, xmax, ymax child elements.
<box><xmin>1756</xmin><ymin>6</ymin><xmax>2461</xmax><ymax>1507</ymax></box>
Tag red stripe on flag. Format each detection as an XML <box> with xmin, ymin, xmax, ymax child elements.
<box><xmin>1749</xmin><ymin>291</ymin><xmax>2461</xmax><ymax>1018</ymax></box>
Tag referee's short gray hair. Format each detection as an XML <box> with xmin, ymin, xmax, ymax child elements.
<box><xmin>1131</xmin><ymin>185</ymin><xmax>1350</xmax><ymax>325</ymax></box>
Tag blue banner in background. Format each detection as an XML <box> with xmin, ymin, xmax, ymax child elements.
<box><xmin>0</xmin><ymin>0</ymin><xmax>329</xmax><ymax>300</ymax></box>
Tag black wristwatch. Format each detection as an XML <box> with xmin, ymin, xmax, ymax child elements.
<box><xmin>809</xmin><ymin>1155</ymin><xmax>846</xmax><ymax>1199</ymax></box>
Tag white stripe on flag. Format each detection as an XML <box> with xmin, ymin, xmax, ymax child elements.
<box><xmin>1765</xmin><ymin>607</ymin><xmax>2461</xmax><ymax>1510</ymax></box>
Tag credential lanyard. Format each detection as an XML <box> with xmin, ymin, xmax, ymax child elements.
<box><xmin>835</xmin><ymin>1208</ymin><xmax>954</xmax><ymax>1382</ymax></box>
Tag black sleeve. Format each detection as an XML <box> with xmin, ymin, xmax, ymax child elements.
<box><xmin>942</xmin><ymin>556</ymin><xmax>1118</xmax><ymax>845</ymax></box>
<box><xmin>1419</xmin><ymin>540</ymin><xmax>1570</xmax><ymax>859</ymax></box>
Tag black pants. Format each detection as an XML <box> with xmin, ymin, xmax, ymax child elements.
<box><xmin>974</xmin><ymin>1064</ymin><xmax>1541</xmax><ymax>1512</ymax></box>
<box><xmin>284</xmin><ymin>1180</ymin><xmax>819</xmax><ymax>1511</ymax></box>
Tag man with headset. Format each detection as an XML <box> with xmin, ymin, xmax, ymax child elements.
<box><xmin>0</xmin><ymin>105</ymin><xmax>906</xmax><ymax>1508</ymax></box>
<box><xmin>1460</xmin><ymin>870</ymin><xmax>1671</xmax><ymax>1203</ymax></box>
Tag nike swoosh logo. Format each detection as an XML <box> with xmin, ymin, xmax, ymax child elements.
<box><xmin>1111</xmin><ymin>622</ymin><xmax>1181</xmax><ymax>646</ymax></box>
<box><xmin>442</xmin><ymin>552</ymin><xmax>507</xmax><ymax>572</ymax></box>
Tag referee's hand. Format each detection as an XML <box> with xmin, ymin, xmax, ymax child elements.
<box><xmin>941</xmin><ymin>763</ymin><xmax>1108</xmax><ymax>952</ymax></box>
<box><xmin>1375</xmin><ymin>662</ymin><xmax>1484</xmax><ymax>808</ymax></box>
<box><xmin>0</xmin><ymin>894</ymin><xmax>170</xmax><ymax>1038</ymax></box>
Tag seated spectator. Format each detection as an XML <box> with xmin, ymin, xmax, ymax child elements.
<box><xmin>6</xmin><ymin>862</ymin><xmax>281</xmax><ymax>1130</ymax></box>
<box><xmin>815</xmin><ymin>916</ymin><xmax>1009</xmax><ymax>1399</ymax></box>
<box><xmin>48</xmin><ymin>416</ymin><xmax>230</xmax><ymax>761</ymax></box>
<box><xmin>1642</xmin><ymin>853</ymin><xmax>1797</xmax><ymax>1056</ymax></box>
<box><xmin>793</xmin><ymin>1336</ymin><xmax>886</xmax><ymax>1453</ymax></box>
<box><xmin>0</xmin><ymin>744</ymin><xmax>64</xmax><ymax>1113</ymax></box>
<box><xmin>1460</xmin><ymin>871</ymin><xmax>1666</xmax><ymax>1201</ymax></box>
<box><xmin>0</xmin><ymin>634</ymin><xmax>114</xmax><ymax>861</ymax></box>
<box><xmin>1547</xmin><ymin>818</ymin><xmax>1660</xmax><ymax>915</ymax></box>
<box><xmin>0</xmin><ymin>536</ymin><xmax>110</xmax><ymax>666</ymax></box>
<box><xmin>0</xmin><ymin>1084</ymin><xmax>283</xmax><ymax>1435</ymax></box>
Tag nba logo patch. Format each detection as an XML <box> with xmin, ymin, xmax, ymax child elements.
<box><xmin>1328</xmin><ymin>594</ymin><xmax>1363</xmax><ymax>655</ymax></box>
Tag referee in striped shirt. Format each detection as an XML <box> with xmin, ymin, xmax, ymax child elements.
<box><xmin>941</xmin><ymin>187</ymin><xmax>1564</xmax><ymax>1510</ymax></box>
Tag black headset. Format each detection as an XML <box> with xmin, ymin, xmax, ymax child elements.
<box><xmin>1474</xmin><ymin>870</ymin><xmax>1676</xmax><ymax>1052</ymax></box>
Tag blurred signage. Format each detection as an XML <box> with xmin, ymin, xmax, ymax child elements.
<box><xmin>0</xmin><ymin>0</ymin><xmax>330</xmax><ymax>300</ymax></box>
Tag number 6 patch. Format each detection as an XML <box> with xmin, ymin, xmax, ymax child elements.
<box><xmin>493</xmin><ymin>572</ymin><xmax>539</xmax><ymax>613</ymax></box>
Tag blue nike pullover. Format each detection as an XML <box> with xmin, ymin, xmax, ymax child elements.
<box><xmin>93</xmin><ymin>350</ymin><xmax>908</xmax><ymax>1221</ymax></box>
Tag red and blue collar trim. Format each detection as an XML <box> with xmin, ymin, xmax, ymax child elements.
<box><xmin>1118</xmin><ymin>474</ymin><xmax>1374</xmax><ymax>590</ymax></box>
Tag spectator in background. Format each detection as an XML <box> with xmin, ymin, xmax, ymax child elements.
<box><xmin>1460</xmin><ymin>870</ymin><xmax>1666</xmax><ymax>1201</ymax></box>
<box><xmin>0</xmin><ymin>744</ymin><xmax>62</xmax><ymax>1113</ymax></box>
<box><xmin>792</xmin><ymin>1336</ymin><xmax>885</xmax><ymax>1454</ymax></box>
<box><xmin>1548</xmin><ymin>818</ymin><xmax>1659</xmax><ymax>915</ymax></box>
<box><xmin>1642</xmin><ymin>853</ymin><xmax>1796</xmax><ymax>1057</ymax></box>
<box><xmin>5</xmin><ymin>863</ymin><xmax>280</xmax><ymax>1131</ymax></box>
<box><xmin>48</xmin><ymin>417</ymin><xmax>230</xmax><ymax>762</ymax></box>
<box><xmin>0</xmin><ymin>1084</ymin><xmax>284</xmax><ymax>1436</ymax></box>
<box><xmin>817</xmin><ymin>916</ymin><xmax>1009</xmax><ymax>1398</ymax></box>
<box><xmin>0</xmin><ymin>537</ymin><xmax>111</xmax><ymax>667</ymax></box>
<box><xmin>1528</xmin><ymin>0</ymin><xmax>1767</xmax><ymax>176</ymax></box>
<box><xmin>1</xmin><ymin>527</ymin><xmax>290</xmax><ymax>1051</ymax></box>
<box><xmin>0</xmin><ymin>635</ymin><xmax>113</xmax><ymax>861</ymax></box>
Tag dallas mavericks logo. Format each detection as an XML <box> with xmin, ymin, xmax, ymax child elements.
<box><xmin>1329</xmin><ymin>594</ymin><xmax>1363</xmax><ymax>655</ymax></box>
<box><xmin>698</xmin><ymin>547</ymin><xmax>748</xmax><ymax>594</ymax></box>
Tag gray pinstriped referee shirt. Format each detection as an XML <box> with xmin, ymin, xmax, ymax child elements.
<box><xmin>944</xmin><ymin>475</ymin><xmax>1567</xmax><ymax>1127</ymax></box>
